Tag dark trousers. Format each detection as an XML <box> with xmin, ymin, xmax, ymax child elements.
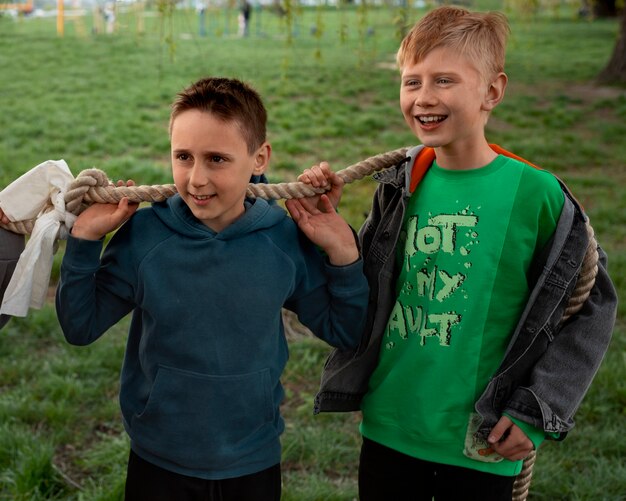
<box><xmin>124</xmin><ymin>450</ymin><xmax>281</xmax><ymax>501</ymax></box>
<box><xmin>359</xmin><ymin>437</ymin><xmax>515</xmax><ymax>501</ymax></box>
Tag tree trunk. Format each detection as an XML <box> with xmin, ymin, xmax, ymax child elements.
<box><xmin>598</xmin><ymin>7</ymin><xmax>626</xmax><ymax>83</ymax></box>
<box><xmin>593</xmin><ymin>0</ymin><xmax>618</xmax><ymax>18</ymax></box>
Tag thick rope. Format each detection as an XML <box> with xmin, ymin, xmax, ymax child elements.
<box><xmin>511</xmin><ymin>221</ymin><xmax>598</xmax><ymax>501</ymax></box>
<box><xmin>0</xmin><ymin>148</ymin><xmax>409</xmax><ymax>236</ymax></box>
<box><xmin>0</xmin><ymin>148</ymin><xmax>600</xmax><ymax>500</ymax></box>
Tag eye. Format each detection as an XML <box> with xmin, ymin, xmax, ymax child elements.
<box><xmin>176</xmin><ymin>152</ymin><xmax>191</xmax><ymax>161</ymax></box>
<box><xmin>404</xmin><ymin>79</ymin><xmax>420</xmax><ymax>87</ymax></box>
<box><xmin>437</xmin><ymin>77</ymin><xmax>452</xmax><ymax>85</ymax></box>
<box><xmin>209</xmin><ymin>155</ymin><xmax>225</xmax><ymax>163</ymax></box>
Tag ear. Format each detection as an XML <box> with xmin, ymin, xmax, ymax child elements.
<box><xmin>253</xmin><ymin>142</ymin><xmax>271</xmax><ymax>175</ymax></box>
<box><xmin>482</xmin><ymin>72</ymin><xmax>508</xmax><ymax>112</ymax></box>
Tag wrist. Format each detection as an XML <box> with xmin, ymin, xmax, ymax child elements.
<box><xmin>70</xmin><ymin>226</ymin><xmax>103</xmax><ymax>241</ymax></box>
<box><xmin>326</xmin><ymin>247</ymin><xmax>359</xmax><ymax>266</ymax></box>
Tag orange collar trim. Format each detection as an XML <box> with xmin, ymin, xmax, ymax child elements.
<box><xmin>409</xmin><ymin>144</ymin><xmax>541</xmax><ymax>192</ymax></box>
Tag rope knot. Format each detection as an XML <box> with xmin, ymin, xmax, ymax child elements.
<box><xmin>65</xmin><ymin>168</ymin><xmax>111</xmax><ymax>216</ymax></box>
<box><xmin>51</xmin><ymin>189</ymin><xmax>77</xmax><ymax>240</ymax></box>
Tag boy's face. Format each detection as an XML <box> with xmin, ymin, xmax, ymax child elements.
<box><xmin>400</xmin><ymin>47</ymin><xmax>505</xmax><ymax>166</ymax></box>
<box><xmin>170</xmin><ymin>109</ymin><xmax>269</xmax><ymax>232</ymax></box>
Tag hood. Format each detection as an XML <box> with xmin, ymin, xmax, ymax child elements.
<box><xmin>151</xmin><ymin>194</ymin><xmax>286</xmax><ymax>240</ymax></box>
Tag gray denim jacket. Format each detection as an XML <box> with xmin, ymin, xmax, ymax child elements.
<box><xmin>314</xmin><ymin>145</ymin><xmax>617</xmax><ymax>440</ymax></box>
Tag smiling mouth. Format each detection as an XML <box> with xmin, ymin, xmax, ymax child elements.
<box><xmin>417</xmin><ymin>115</ymin><xmax>447</xmax><ymax>125</ymax></box>
<box><xmin>191</xmin><ymin>194</ymin><xmax>216</xmax><ymax>201</ymax></box>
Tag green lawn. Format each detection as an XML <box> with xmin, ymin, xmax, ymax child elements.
<box><xmin>0</xmin><ymin>2</ymin><xmax>624</xmax><ymax>499</ymax></box>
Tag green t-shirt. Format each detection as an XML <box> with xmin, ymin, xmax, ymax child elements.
<box><xmin>360</xmin><ymin>155</ymin><xmax>564</xmax><ymax>476</ymax></box>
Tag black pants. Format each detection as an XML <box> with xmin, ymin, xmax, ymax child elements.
<box><xmin>124</xmin><ymin>450</ymin><xmax>281</xmax><ymax>501</ymax></box>
<box><xmin>359</xmin><ymin>437</ymin><xmax>515</xmax><ymax>501</ymax></box>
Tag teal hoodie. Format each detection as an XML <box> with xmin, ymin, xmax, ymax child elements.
<box><xmin>56</xmin><ymin>195</ymin><xmax>369</xmax><ymax>480</ymax></box>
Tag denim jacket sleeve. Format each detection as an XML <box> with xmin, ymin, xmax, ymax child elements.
<box><xmin>503</xmin><ymin>242</ymin><xmax>617</xmax><ymax>435</ymax></box>
<box><xmin>313</xmin><ymin>162</ymin><xmax>411</xmax><ymax>414</ymax></box>
<box><xmin>476</xmin><ymin>190</ymin><xmax>618</xmax><ymax>438</ymax></box>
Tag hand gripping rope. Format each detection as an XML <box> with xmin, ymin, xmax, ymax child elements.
<box><xmin>0</xmin><ymin>148</ymin><xmax>599</xmax><ymax>500</ymax></box>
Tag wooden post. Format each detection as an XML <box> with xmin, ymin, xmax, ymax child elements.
<box><xmin>57</xmin><ymin>0</ymin><xmax>64</xmax><ymax>36</ymax></box>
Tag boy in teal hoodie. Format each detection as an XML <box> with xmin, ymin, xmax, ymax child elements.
<box><xmin>55</xmin><ymin>77</ymin><xmax>369</xmax><ymax>500</ymax></box>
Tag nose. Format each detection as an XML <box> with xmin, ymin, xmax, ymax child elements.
<box><xmin>189</xmin><ymin>161</ymin><xmax>209</xmax><ymax>187</ymax></box>
<box><xmin>414</xmin><ymin>84</ymin><xmax>437</xmax><ymax>108</ymax></box>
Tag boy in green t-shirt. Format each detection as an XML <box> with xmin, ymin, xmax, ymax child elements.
<box><xmin>299</xmin><ymin>6</ymin><xmax>616</xmax><ymax>500</ymax></box>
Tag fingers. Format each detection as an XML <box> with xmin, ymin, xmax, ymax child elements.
<box><xmin>318</xmin><ymin>194</ymin><xmax>335</xmax><ymax>213</ymax></box>
<box><xmin>327</xmin><ymin>170</ymin><xmax>345</xmax><ymax>188</ymax></box>
<box><xmin>0</xmin><ymin>208</ymin><xmax>9</xmax><ymax>225</ymax></box>
<box><xmin>285</xmin><ymin>199</ymin><xmax>306</xmax><ymax>223</ymax></box>
<box><xmin>325</xmin><ymin>173</ymin><xmax>344</xmax><ymax>209</ymax></box>
<box><xmin>71</xmin><ymin>196</ymin><xmax>137</xmax><ymax>241</ymax></box>
<box><xmin>297</xmin><ymin>194</ymin><xmax>324</xmax><ymax>215</ymax></box>
<box><xmin>116</xmin><ymin>197</ymin><xmax>139</xmax><ymax>222</ymax></box>
<box><xmin>298</xmin><ymin>162</ymin><xmax>332</xmax><ymax>189</ymax></box>
<box><xmin>491</xmin><ymin>434</ymin><xmax>533</xmax><ymax>461</ymax></box>
<box><xmin>285</xmin><ymin>199</ymin><xmax>299</xmax><ymax>220</ymax></box>
<box><xmin>488</xmin><ymin>418</ymin><xmax>534</xmax><ymax>461</ymax></box>
<box><xmin>287</xmin><ymin>194</ymin><xmax>334</xmax><ymax>218</ymax></box>
<box><xmin>113</xmin><ymin>180</ymin><xmax>138</xmax><ymax>213</ymax></box>
<box><xmin>113</xmin><ymin>179</ymin><xmax>136</xmax><ymax>187</ymax></box>
<box><xmin>487</xmin><ymin>416</ymin><xmax>512</xmax><ymax>444</ymax></box>
<box><xmin>296</xmin><ymin>162</ymin><xmax>345</xmax><ymax>210</ymax></box>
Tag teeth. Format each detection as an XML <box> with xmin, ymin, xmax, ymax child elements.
<box><xmin>419</xmin><ymin>115</ymin><xmax>445</xmax><ymax>123</ymax></box>
<box><xmin>194</xmin><ymin>195</ymin><xmax>211</xmax><ymax>200</ymax></box>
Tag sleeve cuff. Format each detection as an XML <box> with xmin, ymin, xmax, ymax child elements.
<box><xmin>504</xmin><ymin>413</ymin><xmax>559</xmax><ymax>449</ymax></box>
<box><xmin>64</xmin><ymin>234</ymin><xmax>104</xmax><ymax>271</ymax></box>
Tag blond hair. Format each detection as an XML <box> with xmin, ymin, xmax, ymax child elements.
<box><xmin>397</xmin><ymin>6</ymin><xmax>510</xmax><ymax>81</ymax></box>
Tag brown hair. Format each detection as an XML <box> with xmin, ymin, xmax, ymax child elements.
<box><xmin>169</xmin><ymin>77</ymin><xmax>267</xmax><ymax>154</ymax></box>
<box><xmin>397</xmin><ymin>6</ymin><xmax>510</xmax><ymax>81</ymax></box>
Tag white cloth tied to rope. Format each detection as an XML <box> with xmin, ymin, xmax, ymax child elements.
<box><xmin>0</xmin><ymin>160</ymin><xmax>76</xmax><ymax>317</ymax></box>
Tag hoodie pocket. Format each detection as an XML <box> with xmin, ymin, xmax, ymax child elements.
<box><xmin>130</xmin><ymin>365</ymin><xmax>276</xmax><ymax>470</ymax></box>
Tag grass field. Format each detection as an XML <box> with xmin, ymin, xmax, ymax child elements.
<box><xmin>0</xmin><ymin>2</ymin><xmax>624</xmax><ymax>500</ymax></box>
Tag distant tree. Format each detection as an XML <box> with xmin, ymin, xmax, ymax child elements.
<box><xmin>592</xmin><ymin>0</ymin><xmax>619</xmax><ymax>17</ymax></box>
<box><xmin>598</xmin><ymin>6</ymin><xmax>626</xmax><ymax>83</ymax></box>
